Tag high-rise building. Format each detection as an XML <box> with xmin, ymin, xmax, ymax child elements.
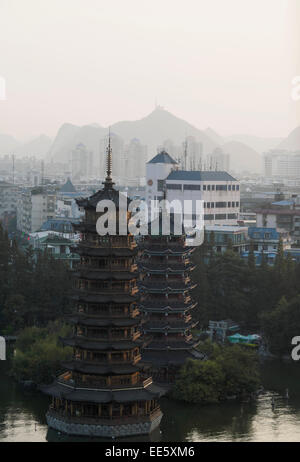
<box><xmin>17</xmin><ymin>186</ymin><xmax>56</xmax><ymax>234</ymax></box>
<box><xmin>264</xmin><ymin>150</ymin><xmax>300</xmax><ymax>182</ymax></box>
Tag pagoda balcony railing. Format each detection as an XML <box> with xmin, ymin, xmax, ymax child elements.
<box><xmin>139</xmin><ymin>262</ymin><xmax>192</xmax><ymax>271</ymax></box>
<box><xmin>75</xmin><ymin>286</ymin><xmax>139</xmax><ymax>295</ymax></box>
<box><xmin>74</xmin><ymin>265</ymin><xmax>138</xmax><ymax>273</ymax></box>
<box><xmin>139</xmin><ymin>281</ymin><xmax>192</xmax><ymax>290</ymax></box>
<box><xmin>140</xmin><ymin>240</ymin><xmax>185</xmax><ymax>248</ymax></box>
<box><xmin>78</xmin><ymin>308</ymin><xmax>140</xmax><ymax>319</ymax></box>
<box><xmin>57</xmin><ymin>375</ymin><xmax>153</xmax><ymax>390</ymax></box>
<box><xmin>144</xmin><ymin>319</ymin><xmax>193</xmax><ymax>329</ymax></box>
<box><xmin>140</xmin><ymin>299</ymin><xmax>195</xmax><ymax>309</ymax></box>
<box><xmin>75</xmin><ymin>332</ymin><xmax>141</xmax><ymax>342</ymax></box>
<box><xmin>79</xmin><ymin>238</ymin><xmax>137</xmax><ymax>250</ymax></box>
<box><xmin>47</xmin><ymin>407</ymin><xmax>161</xmax><ymax>426</ymax></box>
<box><xmin>72</xmin><ymin>357</ymin><xmax>142</xmax><ymax>365</ymax></box>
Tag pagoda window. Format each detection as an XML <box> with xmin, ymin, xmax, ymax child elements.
<box><xmin>83</xmin><ymin>404</ymin><xmax>98</xmax><ymax>417</ymax></box>
<box><xmin>112</xmin><ymin>403</ymin><xmax>121</xmax><ymax>417</ymax></box>
<box><xmin>111</xmin><ymin>306</ymin><xmax>125</xmax><ymax>315</ymax></box>
<box><xmin>88</xmin><ymin>328</ymin><xmax>108</xmax><ymax>339</ymax></box>
<box><xmin>123</xmin><ymin>404</ymin><xmax>132</xmax><ymax>417</ymax></box>
<box><xmin>92</xmin><ymin>352</ymin><xmax>107</xmax><ymax>362</ymax></box>
<box><xmin>95</xmin><ymin>282</ymin><xmax>109</xmax><ymax>289</ymax></box>
<box><xmin>98</xmin><ymin>259</ymin><xmax>107</xmax><ymax>268</ymax></box>
<box><xmin>111</xmin><ymin>329</ymin><xmax>125</xmax><ymax>339</ymax></box>
<box><xmin>101</xmin><ymin>405</ymin><xmax>110</xmax><ymax>417</ymax></box>
<box><xmin>111</xmin><ymin>352</ymin><xmax>124</xmax><ymax>361</ymax></box>
<box><xmin>111</xmin><ymin>375</ymin><xmax>131</xmax><ymax>386</ymax></box>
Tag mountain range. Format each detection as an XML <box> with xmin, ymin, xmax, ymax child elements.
<box><xmin>1</xmin><ymin>107</ymin><xmax>299</xmax><ymax>174</ymax></box>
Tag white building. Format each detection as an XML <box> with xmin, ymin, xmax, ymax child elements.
<box><xmin>264</xmin><ymin>150</ymin><xmax>300</xmax><ymax>182</ymax></box>
<box><xmin>17</xmin><ymin>187</ymin><xmax>56</xmax><ymax>234</ymax></box>
<box><xmin>146</xmin><ymin>151</ymin><xmax>240</xmax><ymax>225</ymax></box>
<box><xmin>0</xmin><ymin>181</ymin><xmax>18</xmax><ymax>218</ymax></box>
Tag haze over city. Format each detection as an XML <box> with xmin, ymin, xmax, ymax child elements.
<box><xmin>0</xmin><ymin>0</ymin><xmax>299</xmax><ymax>141</ymax></box>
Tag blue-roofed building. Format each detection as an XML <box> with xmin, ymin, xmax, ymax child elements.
<box><xmin>146</xmin><ymin>150</ymin><xmax>240</xmax><ymax>226</ymax></box>
<box><xmin>248</xmin><ymin>227</ymin><xmax>291</xmax><ymax>252</ymax></box>
<box><xmin>148</xmin><ymin>151</ymin><xmax>177</xmax><ymax>165</ymax></box>
<box><xmin>284</xmin><ymin>248</ymin><xmax>300</xmax><ymax>263</ymax></box>
<box><xmin>241</xmin><ymin>250</ymin><xmax>277</xmax><ymax>266</ymax></box>
<box><xmin>40</xmin><ymin>217</ymin><xmax>79</xmax><ymax>235</ymax></box>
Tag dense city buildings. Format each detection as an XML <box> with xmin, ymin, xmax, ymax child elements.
<box><xmin>264</xmin><ymin>150</ymin><xmax>300</xmax><ymax>185</ymax></box>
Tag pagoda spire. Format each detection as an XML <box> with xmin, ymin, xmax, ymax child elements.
<box><xmin>104</xmin><ymin>128</ymin><xmax>114</xmax><ymax>188</ymax></box>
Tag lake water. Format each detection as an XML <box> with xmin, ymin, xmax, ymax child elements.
<box><xmin>1</xmin><ymin>359</ymin><xmax>300</xmax><ymax>442</ymax></box>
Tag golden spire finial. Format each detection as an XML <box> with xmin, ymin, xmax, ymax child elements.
<box><xmin>104</xmin><ymin>128</ymin><xmax>113</xmax><ymax>187</ymax></box>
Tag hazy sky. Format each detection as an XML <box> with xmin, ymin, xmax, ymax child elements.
<box><xmin>0</xmin><ymin>0</ymin><xmax>299</xmax><ymax>140</ymax></box>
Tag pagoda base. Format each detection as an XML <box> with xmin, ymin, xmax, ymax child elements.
<box><xmin>46</xmin><ymin>410</ymin><xmax>162</xmax><ymax>438</ymax></box>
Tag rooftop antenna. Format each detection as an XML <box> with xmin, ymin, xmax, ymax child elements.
<box><xmin>184</xmin><ymin>138</ymin><xmax>188</xmax><ymax>171</ymax></box>
<box><xmin>12</xmin><ymin>154</ymin><xmax>15</xmax><ymax>184</ymax></box>
<box><xmin>41</xmin><ymin>160</ymin><xmax>44</xmax><ymax>186</ymax></box>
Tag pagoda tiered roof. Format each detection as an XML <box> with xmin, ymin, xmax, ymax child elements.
<box><xmin>66</xmin><ymin>315</ymin><xmax>142</xmax><ymax>328</ymax></box>
<box><xmin>73</xmin><ymin>270</ymin><xmax>138</xmax><ymax>281</ymax></box>
<box><xmin>43</xmin><ymin>382</ymin><xmax>159</xmax><ymax>403</ymax></box>
<box><xmin>76</xmin><ymin>186</ymin><xmax>130</xmax><ymax>210</ymax></box>
<box><xmin>70</xmin><ymin>292</ymin><xmax>138</xmax><ymax>303</ymax></box>
<box><xmin>142</xmin><ymin>349</ymin><xmax>204</xmax><ymax>367</ymax></box>
<box><xmin>140</xmin><ymin>300</ymin><xmax>197</xmax><ymax>313</ymax></box>
<box><xmin>71</xmin><ymin>245</ymin><xmax>138</xmax><ymax>258</ymax></box>
<box><xmin>139</xmin><ymin>280</ymin><xmax>197</xmax><ymax>293</ymax></box>
<box><xmin>144</xmin><ymin>320</ymin><xmax>198</xmax><ymax>332</ymax></box>
<box><xmin>144</xmin><ymin>338</ymin><xmax>200</xmax><ymax>351</ymax></box>
<box><xmin>139</xmin><ymin>262</ymin><xmax>196</xmax><ymax>274</ymax></box>
<box><xmin>140</xmin><ymin>246</ymin><xmax>195</xmax><ymax>257</ymax></box>
<box><xmin>61</xmin><ymin>337</ymin><xmax>146</xmax><ymax>351</ymax></box>
<box><xmin>61</xmin><ymin>361</ymin><xmax>142</xmax><ymax>375</ymax></box>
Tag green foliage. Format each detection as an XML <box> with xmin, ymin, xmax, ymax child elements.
<box><xmin>12</xmin><ymin>321</ymin><xmax>72</xmax><ymax>384</ymax></box>
<box><xmin>172</xmin><ymin>344</ymin><xmax>261</xmax><ymax>404</ymax></box>
<box><xmin>192</xmin><ymin>241</ymin><xmax>300</xmax><ymax>351</ymax></box>
<box><xmin>261</xmin><ymin>296</ymin><xmax>300</xmax><ymax>355</ymax></box>
<box><xmin>0</xmin><ymin>223</ymin><xmax>72</xmax><ymax>332</ymax></box>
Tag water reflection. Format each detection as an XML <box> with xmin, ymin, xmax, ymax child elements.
<box><xmin>1</xmin><ymin>360</ymin><xmax>300</xmax><ymax>442</ymax></box>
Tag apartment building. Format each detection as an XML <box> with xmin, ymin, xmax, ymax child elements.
<box><xmin>146</xmin><ymin>151</ymin><xmax>240</xmax><ymax>225</ymax></box>
<box><xmin>17</xmin><ymin>186</ymin><xmax>56</xmax><ymax>234</ymax></box>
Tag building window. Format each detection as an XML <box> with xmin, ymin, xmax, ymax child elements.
<box><xmin>166</xmin><ymin>184</ymin><xmax>182</xmax><ymax>190</ymax></box>
<box><xmin>183</xmin><ymin>184</ymin><xmax>201</xmax><ymax>191</ymax></box>
<box><xmin>157</xmin><ymin>180</ymin><xmax>165</xmax><ymax>192</ymax></box>
<box><xmin>203</xmin><ymin>185</ymin><xmax>207</xmax><ymax>191</ymax></box>
<box><xmin>216</xmin><ymin>202</ymin><xmax>227</xmax><ymax>208</ymax></box>
<box><xmin>215</xmin><ymin>214</ymin><xmax>227</xmax><ymax>220</ymax></box>
<box><xmin>204</xmin><ymin>214</ymin><xmax>214</xmax><ymax>221</ymax></box>
<box><xmin>216</xmin><ymin>185</ymin><xmax>227</xmax><ymax>191</ymax></box>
